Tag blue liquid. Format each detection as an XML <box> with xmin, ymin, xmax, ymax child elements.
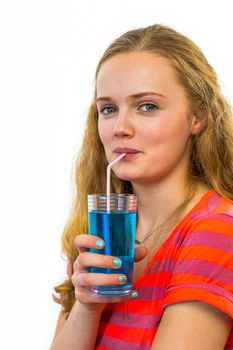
<box><xmin>88</xmin><ymin>210</ymin><xmax>136</xmax><ymax>295</ymax></box>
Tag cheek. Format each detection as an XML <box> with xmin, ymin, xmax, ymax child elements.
<box><xmin>158</xmin><ymin>110</ymin><xmax>191</xmax><ymax>136</ymax></box>
<box><xmin>98</xmin><ymin>120</ymin><xmax>111</xmax><ymax>146</ymax></box>
<box><xmin>142</xmin><ymin>117</ymin><xmax>190</xmax><ymax>151</ymax></box>
<box><xmin>140</xmin><ymin>121</ymin><xmax>168</xmax><ymax>145</ymax></box>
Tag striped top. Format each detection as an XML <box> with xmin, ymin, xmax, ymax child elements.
<box><xmin>95</xmin><ymin>190</ymin><xmax>233</xmax><ymax>349</ymax></box>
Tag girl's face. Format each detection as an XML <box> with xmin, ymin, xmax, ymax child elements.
<box><xmin>96</xmin><ymin>51</ymin><xmax>202</xmax><ymax>185</ymax></box>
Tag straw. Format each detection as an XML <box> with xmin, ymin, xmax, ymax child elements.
<box><xmin>106</xmin><ymin>153</ymin><xmax>126</xmax><ymax>212</ymax></box>
<box><xmin>104</xmin><ymin>153</ymin><xmax>126</xmax><ymax>267</ymax></box>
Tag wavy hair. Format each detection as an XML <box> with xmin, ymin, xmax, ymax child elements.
<box><xmin>53</xmin><ymin>24</ymin><xmax>233</xmax><ymax>315</ymax></box>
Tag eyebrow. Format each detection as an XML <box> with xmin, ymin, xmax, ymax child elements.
<box><xmin>96</xmin><ymin>92</ymin><xmax>167</xmax><ymax>103</ymax></box>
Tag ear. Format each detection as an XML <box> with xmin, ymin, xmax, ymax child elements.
<box><xmin>190</xmin><ymin>108</ymin><xmax>207</xmax><ymax>135</ymax></box>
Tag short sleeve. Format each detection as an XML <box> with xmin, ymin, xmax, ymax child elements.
<box><xmin>163</xmin><ymin>214</ymin><xmax>233</xmax><ymax>319</ymax></box>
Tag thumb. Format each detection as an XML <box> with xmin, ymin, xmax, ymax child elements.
<box><xmin>134</xmin><ymin>245</ymin><xmax>148</xmax><ymax>262</ymax></box>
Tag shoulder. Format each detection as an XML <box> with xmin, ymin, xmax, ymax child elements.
<box><xmin>176</xmin><ymin>191</ymin><xmax>233</xmax><ymax>264</ymax></box>
<box><xmin>204</xmin><ymin>190</ymin><xmax>233</xmax><ymax>217</ymax></box>
<box><xmin>156</xmin><ymin>191</ymin><xmax>233</xmax><ymax>349</ymax></box>
<box><xmin>193</xmin><ymin>190</ymin><xmax>233</xmax><ymax>218</ymax></box>
<box><xmin>186</xmin><ymin>190</ymin><xmax>233</xmax><ymax>240</ymax></box>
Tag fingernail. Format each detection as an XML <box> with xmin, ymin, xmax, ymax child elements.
<box><xmin>118</xmin><ymin>275</ymin><xmax>127</xmax><ymax>283</ymax></box>
<box><xmin>131</xmin><ymin>291</ymin><xmax>138</xmax><ymax>299</ymax></box>
<box><xmin>96</xmin><ymin>240</ymin><xmax>104</xmax><ymax>248</ymax></box>
<box><xmin>113</xmin><ymin>258</ymin><xmax>122</xmax><ymax>267</ymax></box>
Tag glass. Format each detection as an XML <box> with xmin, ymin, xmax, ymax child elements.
<box><xmin>87</xmin><ymin>194</ymin><xmax>137</xmax><ymax>295</ymax></box>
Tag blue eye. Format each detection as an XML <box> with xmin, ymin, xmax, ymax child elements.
<box><xmin>100</xmin><ymin>106</ymin><xmax>117</xmax><ymax>115</ymax></box>
<box><xmin>140</xmin><ymin>103</ymin><xmax>158</xmax><ymax>112</ymax></box>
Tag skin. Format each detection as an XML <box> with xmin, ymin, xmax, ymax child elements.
<box><xmin>50</xmin><ymin>51</ymin><xmax>232</xmax><ymax>350</ymax></box>
<box><xmin>97</xmin><ymin>52</ymin><xmax>195</xmax><ymax>185</ymax></box>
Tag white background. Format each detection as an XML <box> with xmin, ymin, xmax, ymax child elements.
<box><xmin>0</xmin><ymin>1</ymin><xmax>232</xmax><ymax>349</ymax></box>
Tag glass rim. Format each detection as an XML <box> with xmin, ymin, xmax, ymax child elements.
<box><xmin>88</xmin><ymin>193</ymin><xmax>136</xmax><ymax>198</ymax></box>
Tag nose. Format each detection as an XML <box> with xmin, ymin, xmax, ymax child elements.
<box><xmin>113</xmin><ymin>111</ymin><xmax>134</xmax><ymax>138</ymax></box>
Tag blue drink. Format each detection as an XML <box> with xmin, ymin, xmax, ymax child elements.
<box><xmin>87</xmin><ymin>194</ymin><xmax>137</xmax><ymax>295</ymax></box>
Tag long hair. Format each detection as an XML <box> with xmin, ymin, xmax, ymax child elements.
<box><xmin>53</xmin><ymin>24</ymin><xmax>233</xmax><ymax>315</ymax></box>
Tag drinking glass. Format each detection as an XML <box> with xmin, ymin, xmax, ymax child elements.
<box><xmin>87</xmin><ymin>194</ymin><xmax>137</xmax><ymax>295</ymax></box>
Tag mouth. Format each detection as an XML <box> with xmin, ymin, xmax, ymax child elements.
<box><xmin>114</xmin><ymin>147</ymin><xmax>140</xmax><ymax>154</ymax></box>
<box><xmin>114</xmin><ymin>147</ymin><xmax>140</xmax><ymax>160</ymax></box>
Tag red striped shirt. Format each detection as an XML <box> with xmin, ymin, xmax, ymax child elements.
<box><xmin>95</xmin><ymin>190</ymin><xmax>233</xmax><ymax>349</ymax></box>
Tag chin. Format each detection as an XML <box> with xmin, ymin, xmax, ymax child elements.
<box><xmin>113</xmin><ymin>170</ymin><xmax>139</xmax><ymax>183</ymax></box>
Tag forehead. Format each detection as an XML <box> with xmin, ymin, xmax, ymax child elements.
<box><xmin>96</xmin><ymin>51</ymin><xmax>182</xmax><ymax>98</ymax></box>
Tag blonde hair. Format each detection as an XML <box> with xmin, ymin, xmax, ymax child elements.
<box><xmin>53</xmin><ymin>24</ymin><xmax>233</xmax><ymax>315</ymax></box>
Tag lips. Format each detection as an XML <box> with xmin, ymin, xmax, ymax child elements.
<box><xmin>113</xmin><ymin>148</ymin><xmax>140</xmax><ymax>161</ymax></box>
<box><xmin>114</xmin><ymin>147</ymin><xmax>140</xmax><ymax>154</ymax></box>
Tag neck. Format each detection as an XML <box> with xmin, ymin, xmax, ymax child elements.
<box><xmin>132</xmin><ymin>177</ymin><xmax>207</xmax><ymax>242</ymax></box>
<box><xmin>133</xmin><ymin>181</ymin><xmax>187</xmax><ymax>229</ymax></box>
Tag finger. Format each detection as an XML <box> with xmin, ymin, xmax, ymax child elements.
<box><xmin>75</xmin><ymin>252</ymin><xmax>123</xmax><ymax>271</ymax></box>
<box><xmin>75</xmin><ymin>286</ymin><xmax>138</xmax><ymax>304</ymax></box>
<box><xmin>134</xmin><ymin>245</ymin><xmax>148</xmax><ymax>262</ymax></box>
<box><xmin>73</xmin><ymin>234</ymin><xmax>105</xmax><ymax>252</ymax></box>
<box><xmin>72</xmin><ymin>272</ymin><xmax>127</xmax><ymax>287</ymax></box>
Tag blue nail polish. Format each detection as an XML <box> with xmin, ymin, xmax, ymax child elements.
<box><xmin>118</xmin><ymin>275</ymin><xmax>126</xmax><ymax>283</ymax></box>
<box><xmin>96</xmin><ymin>240</ymin><xmax>104</xmax><ymax>248</ymax></box>
<box><xmin>131</xmin><ymin>291</ymin><xmax>138</xmax><ymax>299</ymax></box>
<box><xmin>113</xmin><ymin>258</ymin><xmax>122</xmax><ymax>267</ymax></box>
